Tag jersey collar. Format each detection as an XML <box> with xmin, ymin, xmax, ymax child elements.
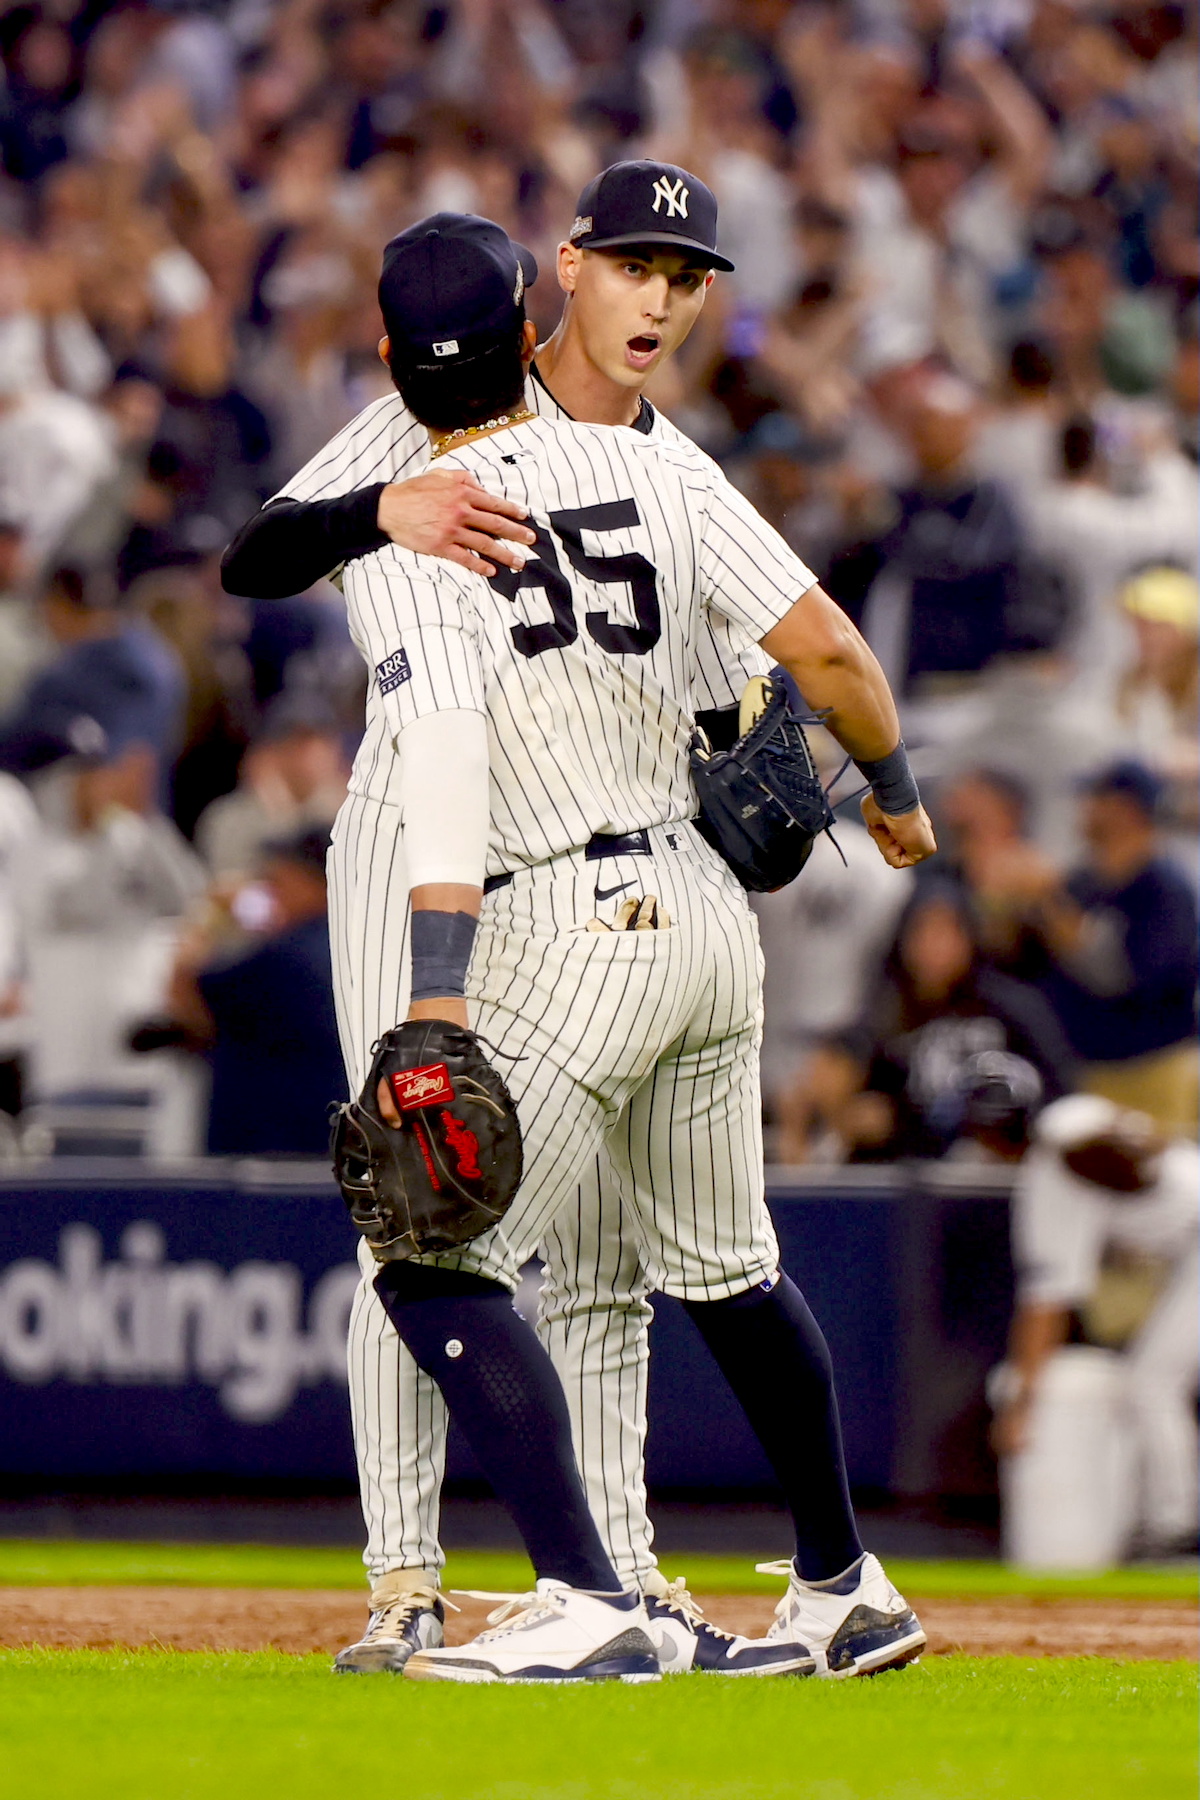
<box><xmin>529</xmin><ymin>359</ymin><xmax>654</xmax><ymax>435</ymax></box>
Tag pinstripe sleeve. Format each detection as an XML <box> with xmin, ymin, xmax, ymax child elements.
<box><xmin>274</xmin><ymin>396</ymin><xmax>429</xmax><ymax>501</ymax></box>
<box><xmin>697</xmin><ymin>470</ymin><xmax>818</xmax><ymax>640</ymax></box>
<box><xmin>344</xmin><ymin>546</ymin><xmax>486</xmax><ymax>744</ymax></box>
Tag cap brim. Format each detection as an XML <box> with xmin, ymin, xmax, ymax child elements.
<box><xmin>579</xmin><ymin>230</ymin><xmax>734</xmax><ymax>272</ymax></box>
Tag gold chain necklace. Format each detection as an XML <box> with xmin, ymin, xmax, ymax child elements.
<box><xmin>430</xmin><ymin>407</ymin><xmax>536</xmax><ymax>459</ymax></box>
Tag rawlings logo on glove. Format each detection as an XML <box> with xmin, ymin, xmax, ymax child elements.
<box><xmin>331</xmin><ymin>1021</ymin><xmax>522</xmax><ymax>1262</ymax></box>
<box><xmin>392</xmin><ymin>1064</ymin><xmax>454</xmax><ymax>1110</ymax></box>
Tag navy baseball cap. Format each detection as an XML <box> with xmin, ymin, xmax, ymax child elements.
<box><xmin>568</xmin><ymin>161</ymin><xmax>734</xmax><ymax>272</ymax></box>
<box><xmin>378</xmin><ymin>214</ymin><xmax>538</xmax><ymax>371</ymax></box>
<box><xmin>1080</xmin><ymin>758</ymin><xmax>1163</xmax><ymax>817</ymax></box>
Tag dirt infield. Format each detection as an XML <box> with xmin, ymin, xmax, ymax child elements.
<box><xmin>2</xmin><ymin>1587</ymin><xmax>1195</xmax><ymax>1660</ymax></box>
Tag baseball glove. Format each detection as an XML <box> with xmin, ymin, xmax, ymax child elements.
<box><xmin>330</xmin><ymin>1020</ymin><xmax>523</xmax><ymax>1263</ymax></box>
<box><xmin>688</xmin><ymin>676</ymin><xmax>836</xmax><ymax>892</ymax></box>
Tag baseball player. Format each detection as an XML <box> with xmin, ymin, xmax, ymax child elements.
<box><xmin>224</xmin><ymin>163</ymin><xmax>836</xmax><ymax>1675</ymax></box>
<box><xmin>326</xmin><ymin>211</ymin><xmax>936</xmax><ymax>1683</ymax></box>
<box><xmin>995</xmin><ymin>1095</ymin><xmax>1199</xmax><ymax>1559</ymax></box>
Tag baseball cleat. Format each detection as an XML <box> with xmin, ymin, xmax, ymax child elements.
<box><xmin>757</xmin><ymin>1553</ymin><xmax>927</xmax><ymax>1678</ymax></box>
<box><xmin>643</xmin><ymin>1572</ymin><xmax>815</xmax><ymax>1676</ymax></box>
<box><xmin>405</xmin><ymin>1580</ymin><xmax>660</xmax><ymax>1684</ymax></box>
<box><xmin>333</xmin><ymin>1573</ymin><xmax>445</xmax><ymax>1674</ymax></box>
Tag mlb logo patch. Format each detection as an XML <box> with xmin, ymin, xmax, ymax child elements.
<box><xmin>391</xmin><ymin>1063</ymin><xmax>455</xmax><ymax>1111</ymax></box>
<box><xmin>376</xmin><ymin>648</ymin><xmax>412</xmax><ymax>695</ymax></box>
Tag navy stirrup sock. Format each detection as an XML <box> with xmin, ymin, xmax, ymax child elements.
<box><xmin>374</xmin><ymin>1262</ymin><xmax>621</xmax><ymax>1592</ymax></box>
<box><xmin>682</xmin><ymin>1273</ymin><xmax>864</xmax><ymax>1582</ymax></box>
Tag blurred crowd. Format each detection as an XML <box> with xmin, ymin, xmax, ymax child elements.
<box><xmin>0</xmin><ymin>0</ymin><xmax>1193</xmax><ymax>1163</ymax></box>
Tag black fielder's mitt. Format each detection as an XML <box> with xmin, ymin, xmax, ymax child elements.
<box><xmin>689</xmin><ymin>677</ymin><xmax>836</xmax><ymax>892</ymax></box>
<box><xmin>330</xmin><ymin>1020</ymin><xmax>523</xmax><ymax>1262</ymax></box>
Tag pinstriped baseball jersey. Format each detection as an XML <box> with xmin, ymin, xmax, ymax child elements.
<box><xmin>275</xmin><ymin>372</ymin><xmax>774</xmax><ymax>713</ymax></box>
<box><xmin>310</xmin><ymin>380</ymin><xmax>809</xmax><ymax>1593</ymax></box>
<box><xmin>340</xmin><ymin>416</ymin><xmax>816</xmax><ymax>875</ymax></box>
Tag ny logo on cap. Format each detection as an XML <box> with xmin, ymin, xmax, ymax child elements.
<box><xmin>650</xmin><ymin>176</ymin><xmax>689</xmax><ymax>219</ymax></box>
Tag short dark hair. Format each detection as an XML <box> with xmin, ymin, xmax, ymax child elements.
<box><xmin>44</xmin><ymin>563</ymin><xmax>119</xmax><ymax>611</ymax></box>
<box><xmin>1061</xmin><ymin>415</ymin><xmax>1096</xmax><ymax>476</ymax></box>
<box><xmin>388</xmin><ymin>313</ymin><xmax>527</xmax><ymax>433</ymax></box>
<box><xmin>1082</xmin><ymin>759</ymin><xmax>1162</xmax><ymax>818</ymax></box>
<box><xmin>963</xmin><ymin>766</ymin><xmax>1032</xmax><ymax>831</ymax></box>
<box><xmin>1008</xmin><ymin>338</ymin><xmax>1056</xmax><ymax>393</ymax></box>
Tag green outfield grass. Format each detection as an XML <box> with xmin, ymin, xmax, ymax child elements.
<box><xmin>0</xmin><ymin>1650</ymin><xmax>1193</xmax><ymax>1800</ymax></box>
<box><xmin>0</xmin><ymin>1537</ymin><xmax>1194</xmax><ymax>1600</ymax></box>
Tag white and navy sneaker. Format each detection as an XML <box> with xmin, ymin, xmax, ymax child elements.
<box><xmin>333</xmin><ymin>1573</ymin><xmax>445</xmax><ymax>1674</ymax></box>
<box><xmin>758</xmin><ymin>1554</ymin><xmax>926</xmax><ymax>1678</ymax></box>
<box><xmin>643</xmin><ymin>1572</ymin><xmax>815</xmax><ymax>1677</ymax></box>
<box><xmin>405</xmin><ymin>1580</ymin><xmax>660</xmax><ymax>1684</ymax></box>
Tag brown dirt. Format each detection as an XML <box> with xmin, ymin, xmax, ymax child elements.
<box><xmin>1</xmin><ymin>1588</ymin><xmax>1195</xmax><ymax>1661</ymax></box>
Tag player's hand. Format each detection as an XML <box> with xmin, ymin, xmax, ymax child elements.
<box><xmin>861</xmin><ymin>795</ymin><xmax>937</xmax><ymax>869</ymax></box>
<box><xmin>990</xmin><ymin>1397</ymin><xmax>1032</xmax><ymax>1458</ymax></box>
<box><xmin>376</xmin><ymin>998</ymin><xmax>471</xmax><ymax>1125</ymax></box>
<box><xmin>377</xmin><ymin>471</ymin><xmax>536</xmax><ymax>577</ymax></box>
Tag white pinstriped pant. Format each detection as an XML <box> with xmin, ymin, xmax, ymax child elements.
<box><xmin>329</xmin><ymin>796</ymin><xmax>776</xmax><ymax>1584</ymax></box>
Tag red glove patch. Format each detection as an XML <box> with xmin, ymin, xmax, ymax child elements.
<box><xmin>391</xmin><ymin>1063</ymin><xmax>454</xmax><ymax>1110</ymax></box>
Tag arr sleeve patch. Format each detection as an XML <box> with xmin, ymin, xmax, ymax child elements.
<box><xmin>376</xmin><ymin>648</ymin><xmax>412</xmax><ymax>695</ymax></box>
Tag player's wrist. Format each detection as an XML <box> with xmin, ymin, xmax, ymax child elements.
<box><xmin>410</xmin><ymin>910</ymin><xmax>478</xmax><ymax>1003</ymax></box>
<box><xmin>407</xmin><ymin>996</ymin><xmax>469</xmax><ymax>1026</ymax></box>
<box><xmin>854</xmin><ymin>742</ymin><xmax>921</xmax><ymax>817</ymax></box>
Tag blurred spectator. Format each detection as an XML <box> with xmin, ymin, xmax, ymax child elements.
<box><xmin>972</xmin><ymin>337</ymin><xmax>1065</xmax><ymax>516</ymax></box>
<box><xmin>786</xmin><ymin>883</ymin><xmax>1074</xmax><ymax>1165</ymax></box>
<box><xmin>126</xmin><ymin>561</ymin><xmax>255</xmax><ymax>840</ymax></box>
<box><xmin>850</xmin><ymin>50</ymin><xmax>1052</xmax><ymax>385</ymax></box>
<box><xmin>195</xmin><ymin>695</ymin><xmax>348</xmax><ymax>879</ymax></box>
<box><xmin>0</xmin><ymin>769</ymin><xmax>39</xmax><ymax>1119</ymax></box>
<box><xmin>840</xmin><ymin>370</ymin><xmax>1055</xmax><ymax>717</ymax></box>
<box><xmin>0</xmin><ymin>343</ymin><xmax>114</xmax><ymax>577</ymax></box>
<box><xmin>0</xmin><ymin>232</ymin><xmax>111</xmax><ymax>400</ymax></box>
<box><xmin>0</xmin><ymin>563</ymin><xmax>182</xmax><ymax>779</ymax></box>
<box><xmin>754</xmin><ymin>810</ymin><xmax>913</xmax><ymax>1162</ymax></box>
<box><xmin>119</xmin><ymin>307</ymin><xmax>272</xmax><ymax>579</ymax></box>
<box><xmin>1114</xmin><ymin>566</ymin><xmax>1199</xmax><ymax>848</ymax></box>
<box><xmin>14</xmin><ymin>737</ymin><xmax>203</xmax><ymax>1100</ymax></box>
<box><xmin>61</xmin><ymin>368</ymin><xmax>167</xmax><ymax>575</ymax></box>
<box><xmin>995</xmin><ymin>1096</ymin><xmax>1199</xmax><ymax>1564</ymax></box>
<box><xmin>167</xmin><ymin>825</ymin><xmax>342</xmax><ymax>1156</ymax></box>
<box><xmin>934</xmin><ymin>766</ymin><xmax>1051</xmax><ymax>981</ymax></box>
<box><xmin>0</xmin><ymin>519</ymin><xmax>42</xmax><ymax>716</ymax></box>
<box><xmin>0</xmin><ymin>11</ymin><xmax>75</xmax><ymax>187</ymax></box>
<box><xmin>985</xmin><ymin>761</ymin><xmax>1198</xmax><ymax>1132</ymax></box>
<box><xmin>1024</xmin><ymin>412</ymin><xmax>1198</xmax><ymax>704</ymax></box>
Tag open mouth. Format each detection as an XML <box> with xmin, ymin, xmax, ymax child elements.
<box><xmin>625</xmin><ymin>334</ymin><xmax>661</xmax><ymax>364</ymax></box>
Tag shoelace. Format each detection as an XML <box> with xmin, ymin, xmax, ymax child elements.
<box><xmin>454</xmin><ymin>1587</ymin><xmax>567</xmax><ymax>1641</ymax></box>
<box><xmin>369</xmin><ymin>1587</ymin><xmax>456</xmax><ymax>1637</ymax></box>
<box><xmin>755</xmin><ymin>1560</ymin><xmax>802</xmax><ymax>1632</ymax></box>
<box><xmin>653</xmin><ymin>1577</ymin><xmax>738</xmax><ymax>1642</ymax></box>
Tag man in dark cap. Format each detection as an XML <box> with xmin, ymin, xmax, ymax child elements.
<box><xmin>221</xmin><ymin>160</ymin><xmax>732</xmax><ymax>595</ymax></box>
<box><xmin>987</xmin><ymin>760</ymin><xmax>1197</xmax><ymax>1131</ymax></box>
<box><xmin>0</xmin><ymin>562</ymin><xmax>183</xmax><ymax>779</ymax></box>
<box><xmin>168</xmin><ymin>824</ymin><xmax>343</xmax><ymax>1156</ymax></box>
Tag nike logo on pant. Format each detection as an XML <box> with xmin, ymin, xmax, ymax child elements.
<box><xmin>594</xmin><ymin>879</ymin><xmax>638</xmax><ymax>903</ymax></box>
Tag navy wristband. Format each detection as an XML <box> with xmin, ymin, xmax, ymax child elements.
<box><xmin>410</xmin><ymin>909</ymin><xmax>478</xmax><ymax>1001</ymax></box>
<box><xmin>853</xmin><ymin>743</ymin><xmax>920</xmax><ymax>816</ymax></box>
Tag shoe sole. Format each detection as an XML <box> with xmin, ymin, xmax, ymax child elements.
<box><xmin>407</xmin><ymin>1666</ymin><xmax>661</xmax><ymax>1685</ymax></box>
<box><xmin>333</xmin><ymin>1657</ymin><xmax>410</xmax><ymax>1674</ymax></box>
<box><xmin>820</xmin><ymin>1627</ymin><xmax>928</xmax><ymax>1679</ymax></box>
<box><xmin>695</xmin><ymin>1656</ymin><xmax>817</xmax><ymax>1678</ymax></box>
